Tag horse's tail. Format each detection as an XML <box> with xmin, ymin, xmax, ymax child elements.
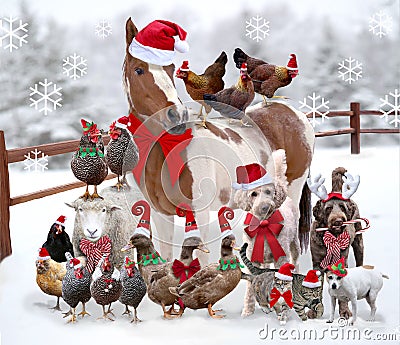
<box><xmin>299</xmin><ymin>180</ymin><xmax>312</xmax><ymax>254</ymax></box>
<box><xmin>240</xmin><ymin>243</ymin><xmax>273</xmax><ymax>276</ymax></box>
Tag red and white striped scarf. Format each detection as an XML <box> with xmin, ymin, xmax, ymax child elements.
<box><xmin>320</xmin><ymin>231</ymin><xmax>350</xmax><ymax>269</ymax></box>
<box><xmin>80</xmin><ymin>235</ymin><xmax>112</xmax><ymax>273</ymax></box>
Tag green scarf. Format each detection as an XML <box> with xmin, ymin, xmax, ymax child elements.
<box><xmin>77</xmin><ymin>146</ymin><xmax>104</xmax><ymax>158</ymax></box>
<box><xmin>138</xmin><ymin>251</ymin><xmax>166</xmax><ymax>266</ymax></box>
<box><xmin>217</xmin><ymin>256</ymin><xmax>244</xmax><ymax>271</ymax></box>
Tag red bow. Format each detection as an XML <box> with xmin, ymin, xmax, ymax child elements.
<box><xmin>244</xmin><ymin>210</ymin><xmax>285</xmax><ymax>263</ymax></box>
<box><xmin>320</xmin><ymin>231</ymin><xmax>350</xmax><ymax>269</ymax></box>
<box><xmin>269</xmin><ymin>287</ymin><xmax>294</xmax><ymax>308</ymax></box>
<box><xmin>172</xmin><ymin>258</ymin><xmax>201</xmax><ymax>284</ymax></box>
<box><xmin>74</xmin><ymin>268</ymin><xmax>83</xmax><ymax>279</ymax></box>
<box><xmin>79</xmin><ymin>235</ymin><xmax>112</xmax><ymax>274</ymax></box>
<box><xmin>127</xmin><ymin>114</ymin><xmax>193</xmax><ymax>187</ymax></box>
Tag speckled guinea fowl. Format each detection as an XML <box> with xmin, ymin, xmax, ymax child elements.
<box><xmin>62</xmin><ymin>254</ymin><xmax>91</xmax><ymax>323</ymax></box>
<box><xmin>71</xmin><ymin>119</ymin><xmax>108</xmax><ymax>200</ymax></box>
<box><xmin>90</xmin><ymin>256</ymin><xmax>122</xmax><ymax>321</ymax></box>
<box><xmin>106</xmin><ymin>118</ymin><xmax>138</xmax><ymax>191</ymax></box>
<box><xmin>119</xmin><ymin>256</ymin><xmax>147</xmax><ymax>323</ymax></box>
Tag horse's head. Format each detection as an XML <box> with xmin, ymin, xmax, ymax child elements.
<box><xmin>123</xmin><ymin>18</ymin><xmax>188</xmax><ymax>135</ymax></box>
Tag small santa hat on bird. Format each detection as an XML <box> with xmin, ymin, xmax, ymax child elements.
<box><xmin>302</xmin><ymin>270</ymin><xmax>321</xmax><ymax>288</ymax></box>
<box><xmin>115</xmin><ymin>115</ymin><xmax>130</xmax><ymax>129</ymax></box>
<box><xmin>176</xmin><ymin>203</ymin><xmax>201</xmax><ymax>240</ymax></box>
<box><xmin>54</xmin><ymin>215</ymin><xmax>66</xmax><ymax>226</ymax></box>
<box><xmin>37</xmin><ymin>247</ymin><xmax>51</xmax><ymax>261</ymax></box>
<box><xmin>71</xmin><ymin>258</ymin><xmax>82</xmax><ymax>269</ymax></box>
<box><xmin>240</xmin><ymin>63</ymin><xmax>248</xmax><ymax>72</ymax></box>
<box><xmin>218</xmin><ymin>206</ymin><xmax>235</xmax><ymax>239</ymax></box>
<box><xmin>286</xmin><ymin>54</ymin><xmax>298</xmax><ymax>71</ymax></box>
<box><xmin>275</xmin><ymin>262</ymin><xmax>295</xmax><ymax>281</ymax></box>
<box><xmin>179</xmin><ymin>60</ymin><xmax>190</xmax><ymax>72</ymax></box>
<box><xmin>232</xmin><ymin>163</ymin><xmax>273</xmax><ymax>190</ymax></box>
<box><xmin>132</xmin><ymin>200</ymin><xmax>151</xmax><ymax>238</ymax></box>
<box><xmin>129</xmin><ymin>20</ymin><xmax>189</xmax><ymax>66</ymax></box>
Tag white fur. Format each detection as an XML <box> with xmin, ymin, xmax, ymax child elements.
<box><xmin>148</xmin><ymin>64</ymin><xmax>181</xmax><ymax>104</ymax></box>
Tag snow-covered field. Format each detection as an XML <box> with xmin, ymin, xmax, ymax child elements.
<box><xmin>0</xmin><ymin>145</ymin><xmax>399</xmax><ymax>345</ymax></box>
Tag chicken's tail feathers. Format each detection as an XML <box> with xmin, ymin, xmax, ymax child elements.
<box><xmin>215</xmin><ymin>51</ymin><xmax>228</xmax><ymax>66</ymax></box>
<box><xmin>233</xmin><ymin>48</ymin><xmax>248</xmax><ymax>69</ymax></box>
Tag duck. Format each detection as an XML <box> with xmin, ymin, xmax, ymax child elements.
<box><xmin>147</xmin><ymin>203</ymin><xmax>209</xmax><ymax>319</ymax></box>
<box><xmin>169</xmin><ymin>207</ymin><xmax>243</xmax><ymax>318</ymax></box>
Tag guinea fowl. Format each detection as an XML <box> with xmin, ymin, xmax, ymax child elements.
<box><xmin>169</xmin><ymin>207</ymin><xmax>243</xmax><ymax>319</ymax></box>
<box><xmin>62</xmin><ymin>254</ymin><xmax>91</xmax><ymax>323</ymax></box>
<box><xmin>71</xmin><ymin>119</ymin><xmax>108</xmax><ymax>200</ymax></box>
<box><xmin>42</xmin><ymin>215</ymin><xmax>74</xmax><ymax>263</ymax></box>
<box><xmin>90</xmin><ymin>255</ymin><xmax>122</xmax><ymax>321</ymax></box>
<box><xmin>147</xmin><ymin>203</ymin><xmax>209</xmax><ymax>319</ymax></box>
<box><xmin>233</xmin><ymin>48</ymin><xmax>298</xmax><ymax>103</ymax></box>
<box><xmin>203</xmin><ymin>63</ymin><xmax>255</xmax><ymax>127</ymax></box>
<box><xmin>175</xmin><ymin>51</ymin><xmax>228</xmax><ymax>128</ymax></box>
<box><xmin>121</xmin><ymin>200</ymin><xmax>166</xmax><ymax>286</ymax></box>
<box><xmin>105</xmin><ymin>115</ymin><xmax>139</xmax><ymax>191</ymax></box>
<box><xmin>119</xmin><ymin>256</ymin><xmax>147</xmax><ymax>323</ymax></box>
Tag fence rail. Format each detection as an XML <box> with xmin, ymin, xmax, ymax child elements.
<box><xmin>0</xmin><ymin>102</ymin><xmax>399</xmax><ymax>262</ymax></box>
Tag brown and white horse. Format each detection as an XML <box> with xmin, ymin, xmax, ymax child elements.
<box><xmin>123</xmin><ymin>18</ymin><xmax>314</xmax><ymax>261</ymax></box>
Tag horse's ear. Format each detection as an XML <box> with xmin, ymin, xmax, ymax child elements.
<box><xmin>126</xmin><ymin>17</ymin><xmax>138</xmax><ymax>47</ymax></box>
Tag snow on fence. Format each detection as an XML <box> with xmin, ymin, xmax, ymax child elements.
<box><xmin>0</xmin><ymin>102</ymin><xmax>398</xmax><ymax>262</ymax></box>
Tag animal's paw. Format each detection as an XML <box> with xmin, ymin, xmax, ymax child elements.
<box><xmin>307</xmin><ymin>309</ymin><xmax>317</xmax><ymax>319</ymax></box>
<box><xmin>326</xmin><ymin>319</ymin><xmax>334</xmax><ymax>323</ymax></box>
<box><xmin>280</xmin><ymin>320</ymin><xmax>287</xmax><ymax>326</ymax></box>
<box><xmin>348</xmin><ymin>317</ymin><xmax>355</xmax><ymax>326</ymax></box>
<box><xmin>339</xmin><ymin>309</ymin><xmax>352</xmax><ymax>319</ymax></box>
<box><xmin>261</xmin><ymin>306</ymin><xmax>272</xmax><ymax>314</ymax></box>
<box><xmin>241</xmin><ymin>308</ymin><xmax>255</xmax><ymax>318</ymax></box>
<box><xmin>367</xmin><ymin>317</ymin><xmax>375</xmax><ymax>322</ymax></box>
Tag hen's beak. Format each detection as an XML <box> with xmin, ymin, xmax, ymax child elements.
<box><xmin>197</xmin><ymin>243</ymin><xmax>210</xmax><ymax>253</ymax></box>
<box><xmin>121</xmin><ymin>242</ymin><xmax>134</xmax><ymax>252</ymax></box>
<box><xmin>231</xmin><ymin>240</ymin><xmax>241</xmax><ymax>251</ymax></box>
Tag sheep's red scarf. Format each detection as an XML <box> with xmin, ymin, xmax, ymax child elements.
<box><xmin>80</xmin><ymin>235</ymin><xmax>112</xmax><ymax>273</ymax></box>
<box><xmin>172</xmin><ymin>258</ymin><xmax>201</xmax><ymax>284</ymax></box>
<box><xmin>269</xmin><ymin>287</ymin><xmax>294</xmax><ymax>308</ymax></box>
<box><xmin>127</xmin><ymin>114</ymin><xmax>193</xmax><ymax>187</ymax></box>
<box><xmin>320</xmin><ymin>231</ymin><xmax>350</xmax><ymax>269</ymax></box>
<box><xmin>244</xmin><ymin>211</ymin><xmax>285</xmax><ymax>263</ymax></box>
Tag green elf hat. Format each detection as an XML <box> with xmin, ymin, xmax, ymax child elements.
<box><xmin>327</xmin><ymin>257</ymin><xmax>348</xmax><ymax>277</ymax></box>
<box><xmin>81</xmin><ymin>118</ymin><xmax>95</xmax><ymax>132</ymax></box>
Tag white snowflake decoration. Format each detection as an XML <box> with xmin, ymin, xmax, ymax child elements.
<box><xmin>338</xmin><ymin>57</ymin><xmax>362</xmax><ymax>84</ymax></box>
<box><xmin>29</xmin><ymin>79</ymin><xmax>62</xmax><ymax>115</ymax></box>
<box><xmin>299</xmin><ymin>93</ymin><xmax>330</xmax><ymax>127</ymax></box>
<box><xmin>246</xmin><ymin>15</ymin><xmax>270</xmax><ymax>43</ymax></box>
<box><xmin>379</xmin><ymin>89</ymin><xmax>400</xmax><ymax>128</ymax></box>
<box><xmin>0</xmin><ymin>16</ymin><xmax>28</xmax><ymax>52</ymax></box>
<box><xmin>95</xmin><ymin>20</ymin><xmax>112</xmax><ymax>39</ymax></box>
<box><xmin>63</xmin><ymin>53</ymin><xmax>87</xmax><ymax>80</ymax></box>
<box><xmin>24</xmin><ymin>149</ymin><xmax>48</xmax><ymax>172</ymax></box>
<box><xmin>369</xmin><ymin>11</ymin><xmax>392</xmax><ymax>38</ymax></box>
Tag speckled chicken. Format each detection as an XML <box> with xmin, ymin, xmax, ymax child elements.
<box><xmin>176</xmin><ymin>52</ymin><xmax>227</xmax><ymax>127</ymax></box>
<box><xmin>169</xmin><ymin>207</ymin><xmax>243</xmax><ymax>319</ymax></box>
<box><xmin>105</xmin><ymin>115</ymin><xmax>139</xmax><ymax>191</ymax></box>
<box><xmin>71</xmin><ymin>119</ymin><xmax>108</xmax><ymax>200</ymax></box>
<box><xmin>233</xmin><ymin>48</ymin><xmax>298</xmax><ymax>101</ymax></box>
<box><xmin>62</xmin><ymin>254</ymin><xmax>91</xmax><ymax>323</ymax></box>
<box><xmin>203</xmin><ymin>63</ymin><xmax>255</xmax><ymax>126</ymax></box>
<box><xmin>147</xmin><ymin>203</ymin><xmax>209</xmax><ymax>319</ymax></box>
<box><xmin>90</xmin><ymin>256</ymin><xmax>122</xmax><ymax>321</ymax></box>
<box><xmin>36</xmin><ymin>247</ymin><xmax>67</xmax><ymax>311</ymax></box>
<box><xmin>42</xmin><ymin>215</ymin><xmax>74</xmax><ymax>263</ymax></box>
<box><xmin>119</xmin><ymin>256</ymin><xmax>147</xmax><ymax>323</ymax></box>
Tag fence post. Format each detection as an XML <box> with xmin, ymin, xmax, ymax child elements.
<box><xmin>350</xmin><ymin>102</ymin><xmax>361</xmax><ymax>154</ymax></box>
<box><xmin>0</xmin><ymin>131</ymin><xmax>12</xmax><ymax>262</ymax></box>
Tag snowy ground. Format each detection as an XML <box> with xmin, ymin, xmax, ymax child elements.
<box><xmin>0</xmin><ymin>145</ymin><xmax>399</xmax><ymax>345</ymax></box>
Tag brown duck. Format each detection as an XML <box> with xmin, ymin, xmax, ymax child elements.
<box><xmin>147</xmin><ymin>203</ymin><xmax>209</xmax><ymax>319</ymax></box>
<box><xmin>169</xmin><ymin>207</ymin><xmax>243</xmax><ymax>318</ymax></box>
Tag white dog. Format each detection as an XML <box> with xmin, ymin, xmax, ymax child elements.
<box><xmin>326</xmin><ymin>262</ymin><xmax>388</xmax><ymax>325</ymax></box>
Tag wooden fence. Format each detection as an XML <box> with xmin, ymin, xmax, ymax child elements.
<box><xmin>0</xmin><ymin>102</ymin><xmax>398</xmax><ymax>262</ymax></box>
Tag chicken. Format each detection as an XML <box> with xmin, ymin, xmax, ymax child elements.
<box><xmin>42</xmin><ymin>215</ymin><xmax>74</xmax><ymax>263</ymax></box>
<box><xmin>119</xmin><ymin>256</ymin><xmax>147</xmax><ymax>323</ymax></box>
<box><xmin>203</xmin><ymin>63</ymin><xmax>255</xmax><ymax>126</ymax></box>
<box><xmin>36</xmin><ymin>247</ymin><xmax>67</xmax><ymax>311</ymax></box>
<box><xmin>62</xmin><ymin>254</ymin><xmax>91</xmax><ymax>323</ymax></box>
<box><xmin>71</xmin><ymin>119</ymin><xmax>108</xmax><ymax>200</ymax></box>
<box><xmin>176</xmin><ymin>51</ymin><xmax>227</xmax><ymax>128</ymax></box>
<box><xmin>233</xmin><ymin>48</ymin><xmax>298</xmax><ymax>102</ymax></box>
<box><xmin>90</xmin><ymin>255</ymin><xmax>122</xmax><ymax>321</ymax></box>
<box><xmin>105</xmin><ymin>115</ymin><xmax>139</xmax><ymax>191</ymax></box>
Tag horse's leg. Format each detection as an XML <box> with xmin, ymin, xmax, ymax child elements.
<box><xmin>194</xmin><ymin>210</ymin><xmax>210</xmax><ymax>266</ymax></box>
<box><xmin>152</xmin><ymin>212</ymin><xmax>174</xmax><ymax>262</ymax></box>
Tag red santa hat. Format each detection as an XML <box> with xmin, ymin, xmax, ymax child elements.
<box><xmin>129</xmin><ymin>20</ymin><xmax>189</xmax><ymax>66</ymax></box>
<box><xmin>275</xmin><ymin>263</ymin><xmax>295</xmax><ymax>281</ymax></box>
<box><xmin>54</xmin><ymin>215</ymin><xmax>66</xmax><ymax>226</ymax></box>
<box><xmin>302</xmin><ymin>270</ymin><xmax>321</xmax><ymax>288</ymax></box>
<box><xmin>286</xmin><ymin>54</ymin><xmax>298</xmax><ymax>71</ymax></box>
<box><xmin>176</xmin><ymin>203</ymin><xmax>201</xmax><ymax>240</ymax></box>
<box><xmin>37</xmin><ymin>247</ymin><xmax>50</xmax><ymax>261</ymax></box>
<box><xmin>179</xmin><ymin>60</ymin><xmax>190</xmax><ymax>72</ymax></box>
<box><xmin>240</xmin><ymin>62</ymin><xmax>248</xmax><ymax>72</ymax></box>
<box><xmin>232</xmin><ymin>163</ymin><xmax>273</xmax><ymax>190</ymax></box>
<box><xmin>115</xmin><ymin>115</ymin><xmax>130</xmax><ymax>129</ymax></box>
<box><xmin>71</xmin><ymin>258</ymin><xmax>82</xmax><ymax>269</ymax></box>
<box><xmin>218</xmin><ymin>206</ymin><xmax>235</xmax><ymax>239</ymax></box>
<box><xmin>132</xmin><ymin>200</ymin><xmax>151</xmax><ymax>238</ymax></box>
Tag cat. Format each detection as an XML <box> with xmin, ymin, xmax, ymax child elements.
<box><xmin>240</xmin><ymin>243</ymin><xmax>324</xmax><ymax>321</ymax></box>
